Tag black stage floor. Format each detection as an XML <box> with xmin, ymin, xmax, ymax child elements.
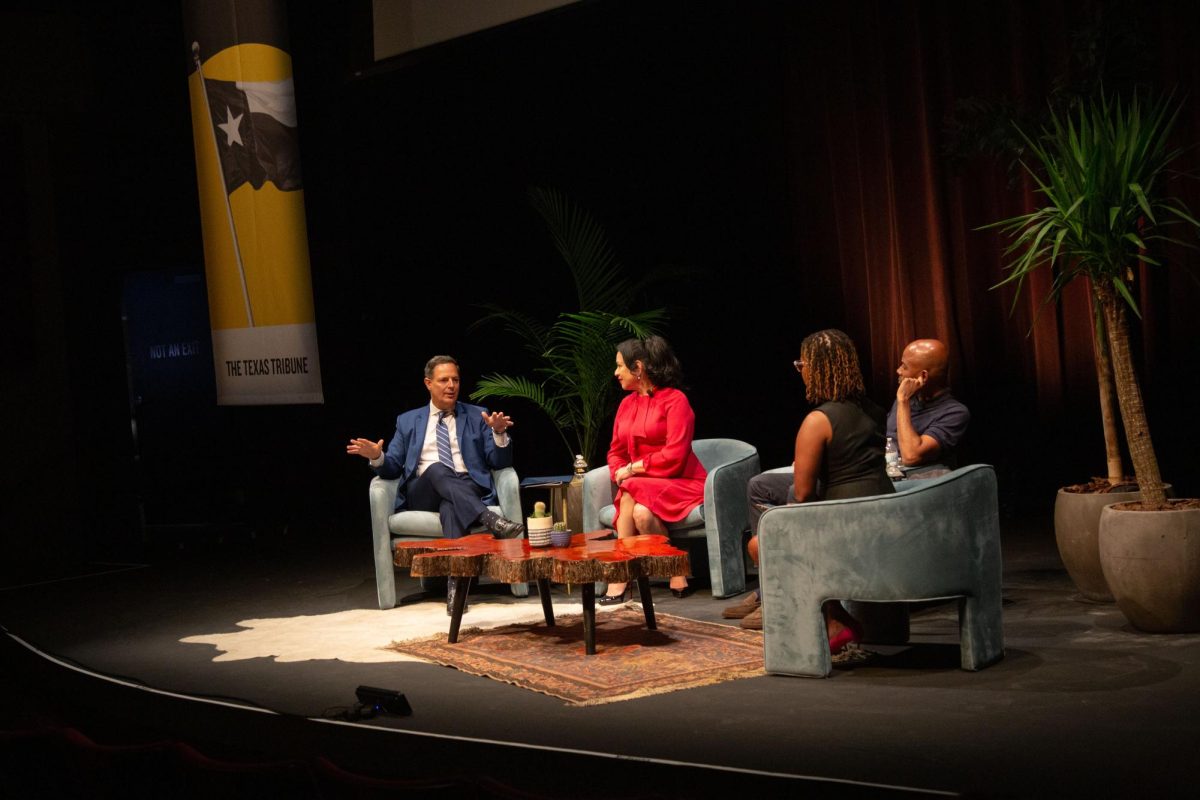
<box><xmin>2</xmin><ymin>519</ymin><xmax>1198</xmax><ymax>799</ymax></box>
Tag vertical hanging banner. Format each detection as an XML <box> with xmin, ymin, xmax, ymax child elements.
<box><xmin>183</xmin><ymin>0</ymin><xmax>323</xmax><ymax>405</ymax></box>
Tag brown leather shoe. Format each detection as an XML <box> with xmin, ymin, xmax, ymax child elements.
<box><xmin>722</xmin><ymin>593</ymin><xmax>761</xmax><ymax>619</ymax></box>
<box><xmin>739</xmin><ymin>606</ymin><xmax>763</xmax><ymax>630</ymax></box>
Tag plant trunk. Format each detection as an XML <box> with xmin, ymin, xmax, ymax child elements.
<box><xmin>1089</xmin><ymin>291</ymin><xmax>1125</xmax><ymax>484</ymax></box>
<box><xmin>1097</xmin><ymin>282</ymin><xmax>1168</xmax><ymax>508</ymax></box>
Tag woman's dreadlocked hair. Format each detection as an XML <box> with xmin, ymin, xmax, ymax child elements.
<box><xmin>799</xmin><ymin>329</ymin><xmax>866</xmax><ymax>404</ymax></box>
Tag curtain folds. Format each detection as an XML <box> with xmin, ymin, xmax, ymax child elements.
<box><xmin>781</xmin><ymin>0</ymin><xmax>1200</xmax><ymax>484</ymax></box>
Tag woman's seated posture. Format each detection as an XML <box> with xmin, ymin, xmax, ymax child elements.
<box><xmin>728</xmin><ymin>329</ymin><xmax>894</xmax><ymax>654</ymax></box>
<box><xmin>600</xmin><ymin>335</ymin><xmax>706</xmax><ymax>604</ymax></box>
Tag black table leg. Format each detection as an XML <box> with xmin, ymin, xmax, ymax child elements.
<box><xmin>537</xmin><ymin>578</ymin><xmax>555</xmax><ymax>626</ymax></box>
<box><xmin>447</xmin><ymin>577</ymin><xmax>470</xmax><ymax>643</ymax></box>
<box><xmin>581</xmin><ymin>581</ymin><xmax>596</xmax><ymax>655</ymax></box>
<box><xmin>636</xmin><ymin>575</ymin><xmax>656</xmax><ymax>630</ymax></box>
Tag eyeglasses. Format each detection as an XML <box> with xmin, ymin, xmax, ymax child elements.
<box><xmin>793</xmin><ymin>359</ymin><xmax>805</xmax><ymax>372</ymax></box>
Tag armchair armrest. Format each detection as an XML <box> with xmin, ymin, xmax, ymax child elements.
<box><xmin>700</xmin><ymin>441</ymin><xmax>760</xmax><ymax>598</ymax></box>
<box><xmin>369</xmin><ymin>476</ymin><xmax>401</xmax><ymax>609</ymax></box>
<box><xmin>493</xmin><ymin>466</ymin><xmax>522</xmax><ymax>522</ymax></box>
<box><xmin>582</xmin><ymin>465</ymin><xmax>616</xmax><ymax>532</ymax></box>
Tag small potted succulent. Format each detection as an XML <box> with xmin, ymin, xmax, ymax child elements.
<box><xmin>526</xmin><ymin>501</ymin><xmax>553</xmax><ymax>547</ymax></box>
<box><xmin>550</xmin><ymin>521</ymin><xmax>573</xmax><ymax>548</ymax></box>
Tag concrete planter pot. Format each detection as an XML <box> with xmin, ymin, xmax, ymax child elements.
<box><xmin>1098</xmin><ymin>501</ymin><xmax>1200</xmax><ymax>633</ymax></box>
<box><xmin>1054</xmin><ymin>486</ymin><xmax>1163</xmax><ymax>602</ymax></box>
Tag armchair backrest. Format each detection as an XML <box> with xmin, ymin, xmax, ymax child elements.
<box><xmin>758</xmin><ymin>464</ymin><xmax>999</xmax><ymax>594</ymax></box>
<box><xmin>692</xmin><ymin>438</ymin><xmax>758</xmax><ymax>472</ymax></box>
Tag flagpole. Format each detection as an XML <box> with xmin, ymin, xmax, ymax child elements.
<box><xmin>192</xmin><ymin>42</ymin><xmax>255</xmax><ymax>328</ymax></box>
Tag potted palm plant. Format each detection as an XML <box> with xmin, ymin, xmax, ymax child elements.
<box><xmin>469</xmin><ymin>187</ymin><xmax>666</xmax><ymax>466</ymax></box>
<box><xmin>946</xmin><ymin>11</ymin><xmax>1157</xmax><ymax>601</ymax></box>
<box><xmin>986</xmin><ymin>90</ymin><xmax>1200</xmax><ymax>630</ymax></box>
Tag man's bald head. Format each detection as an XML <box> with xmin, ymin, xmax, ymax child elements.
<box><xmin>900</xmin><ymin>339</ymin><xmax>950</xmax><ymax>393</ymax></box>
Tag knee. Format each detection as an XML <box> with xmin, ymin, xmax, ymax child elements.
<box><xmin>748</xmin><ymin>473</ymin><xmax>772</xmax><ymax>503</ymax></box>
<box><xmin>631</xmin><ymin>504</ymin><xmax>658</xmax><ymax>531</ymax></box>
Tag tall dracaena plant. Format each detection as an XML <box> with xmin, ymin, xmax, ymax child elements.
<box><xmin>469</xmin><ymin>188</ymin><xmax>666</xmax><ymax>464</ymax></box>
<box><xmin>985</xmin><ymin>90</ymin><xmax>1200</xmax><ymax>509</ymax></box>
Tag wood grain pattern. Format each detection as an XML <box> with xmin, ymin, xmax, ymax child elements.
<box><xmin>394</xmin><ymin>532</ymin><xmax>689</xmax><ymax>585</ymax></box>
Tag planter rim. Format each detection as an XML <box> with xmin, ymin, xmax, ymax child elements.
<box><xmin>1056</xmin><ymin>482</ymin><xmax>1171</xmax><ymax>495</ymax></box>
<box><xmin>1100</xmin><ymin>497</ymin><xmax>1198</xmax><ymax>512</ymax></box>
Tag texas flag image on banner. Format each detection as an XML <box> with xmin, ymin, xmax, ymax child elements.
<box><xmin>184</xmin><ymin>0</ymin><xmax>323</xmax><ymax>406</ymax></box>
<box><xmin>204</xmin><ymin>77</ymin><xmax>302</xmax><ymax>193</ymax></box>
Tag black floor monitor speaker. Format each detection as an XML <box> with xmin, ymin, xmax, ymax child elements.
<box><xmin>355</xmin><ymin>685</ymin><xmax>412</xmax><ymax>716</ymax></box>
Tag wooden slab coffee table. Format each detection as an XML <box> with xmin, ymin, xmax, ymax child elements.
<box><xmin>393</xmin><ymin>532</ymin><xmax>689</xmax><ymax>655</ymax></box>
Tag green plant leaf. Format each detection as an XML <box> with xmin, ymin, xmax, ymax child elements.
<box><xmin>469</xmin><ymin>190</ymin><xmax>670</xmax><ymax>463</ymax></box>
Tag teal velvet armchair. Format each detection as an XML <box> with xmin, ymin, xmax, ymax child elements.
<box><xmin>757</xmin><ymin>464</ymin><xmax>1004</xmax><ymax>677</ymax></box>
<box><xmin>368</xmin><ymin>467</ymin><xmax>527</xmax><ymax>609</ymax></box>
<box><xmin>582</xmin><ymin>438</ymin><xmax>760</xmax><ymax>598</ymax></box>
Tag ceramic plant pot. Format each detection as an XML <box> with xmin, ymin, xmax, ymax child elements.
<box><xmin>1054</xmin><ymin>485</ymin><xmax>1171</xmax><ymax>602</ymax></box>
<box><xmin>527</xmin><ymin>515</ymin><xmax>553</xmax><ymax>547</ymax></box>
<box><xmin>1099</xmin><ymin>500</ymin><xmax>1200</xmax><ymax>633</ymax></box>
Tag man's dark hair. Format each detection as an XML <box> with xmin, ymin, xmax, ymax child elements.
<box><xmin>424</xmin><ymin>355</ymin><xmax>459</xmax><ymax>379</ymax></box>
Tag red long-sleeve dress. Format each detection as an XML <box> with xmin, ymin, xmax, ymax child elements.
<box><xmin>607</xmin><ymin>387</ymin><xmax>707</xmax><ymax>524</ymax></box>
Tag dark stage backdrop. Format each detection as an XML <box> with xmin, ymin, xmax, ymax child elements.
<box><xmin>4</xmin><ymin>1</ymin><xmax>1200</xmax><ymax>568</ymax></box>
<box><xmin>308</xmin><ymin>0</ymin><xmax>1200</xmax><ymax>506</ymax></box>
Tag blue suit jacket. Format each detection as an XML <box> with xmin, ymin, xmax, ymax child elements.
<box><xmin>375</xmin><ymin>401</ymin><xmax>513</xmax><ymax>511</ymax></box>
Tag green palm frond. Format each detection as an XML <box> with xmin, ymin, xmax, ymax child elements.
<box><xmin>470</xmin><ymin>191</ymin><xmax>668</xmax><ymax>463</ymax></box>
<box><xmin>469</xmin><ymin>305</ymin><xmax>551</xmax><ymax>361</ymax></box>
<box><xmin>472</xmin><ymin>374</ymin><xmax>576</xmax><ymax>453</ymax></box>
<box><xmin>528</xmin><ymin>186</ymin><xmax>634</xmax><ymax>313</ymax></box>
<box><xmin>982</xmin><ymin>89</ymin><xmax>1200</xmax><ymax>315</ymax></box>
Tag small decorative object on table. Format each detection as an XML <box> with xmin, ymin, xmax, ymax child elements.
<box><xmin>527</xmin><ymin>501</ymin><xmax>553</xmax><ymax>547</ymax></box>
<box><xmin>550</xmin><ymin>521</ymin><xmax>572</xmax><ymax>548</ymax></box>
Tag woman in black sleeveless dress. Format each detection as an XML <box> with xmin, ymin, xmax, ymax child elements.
<box><xmin>740</xmin><ymin>329</ymin><xmax>893</xmax><ymax>652</ymax></box>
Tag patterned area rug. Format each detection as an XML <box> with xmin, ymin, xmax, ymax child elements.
<box><xmin>386</xmin><ymin>605</ymin><xmax>766</xmax><ymax>705</ymax></box>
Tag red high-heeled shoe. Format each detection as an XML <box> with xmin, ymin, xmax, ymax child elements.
<box><xmin>827</xmin><ymin>619</ymin><xmax>863</xmax><ymax>654</ymax></box>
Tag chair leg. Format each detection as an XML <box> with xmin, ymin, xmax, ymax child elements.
<box><xmin>706</xmin><ymin>528</ymin><xmax>746</xmax><ymax>599</ymax></box>
<box><xmin>958</xmin><ymin>593</ymin><xmax>1005</xmax><ymax>671</ymax></box>
<box><xmin>763</xmin><ymin>599</ymin><xmax>832</xmax><ymax>678</ymax></box>
<box><xmin>374</xmin><ymin>538</ymin><xmax>398</xmax><ymax>610</ymax></box>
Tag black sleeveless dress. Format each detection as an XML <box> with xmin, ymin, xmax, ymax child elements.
<box><xmin>815</xmin><ymin>398</ymin><xmax>895</xmax><ymax>500</ymax></box>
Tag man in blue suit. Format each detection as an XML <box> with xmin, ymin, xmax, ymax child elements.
<box><xmin>348</xmin><ymin>355</ymin><xmax>524</xmax><ymax>611</ymax></box>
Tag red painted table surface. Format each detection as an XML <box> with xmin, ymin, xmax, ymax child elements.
<box><xmin>393</xmin><ymin>532</ymin><xmax>690</xmax><ymax>655</ymax></box>
<box><xmin>393</xmin><ymin>531</ymin><xmax>689</xmax><ymax>584</ymax></box>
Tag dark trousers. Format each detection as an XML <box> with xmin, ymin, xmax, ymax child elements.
<box><xmin>747</xmin><ymin>471</ymin><xmax>797</xmax><ymax>536</ymax></box>
<box><xmin>405</xmin><ymin>463</ymin><xmax>488</xmax><ymax>538</ymax></box>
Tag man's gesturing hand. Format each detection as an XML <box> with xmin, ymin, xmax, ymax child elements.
<box><xmin>482</xmin><ymin>411</ymin><xmax>513</xmax><ymax>435</ymax></box>
<box><xmin>347</xmin><ymin>438</ymin><xmax>384</xmax><ymax>460</ymax></box>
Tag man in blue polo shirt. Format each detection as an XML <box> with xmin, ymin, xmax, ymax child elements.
<box><xmin>888</xmin><ymin>338</ymin><xmax>970</xmax><ymax>478</ymax></box>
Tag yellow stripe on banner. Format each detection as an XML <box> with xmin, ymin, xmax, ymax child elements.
<box><xmin>228</xmin><ymin>183</ymin><xmax>316</xmax><ymax>326</ymax></box>
<box><xmin>187</xmin><ymin>43</ymin><xmax>314</xmax><ymax>329</ymax></box>
<box><xmin>203</xmin><ymin>43</ymin><xmax>293</xmax><ymax>83</ymax></box>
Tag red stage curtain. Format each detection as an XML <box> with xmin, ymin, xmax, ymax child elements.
<box><xmin>779</xmin><ymin>0</ymin><xmax>1200</xmax><ymax>485</ymax></box>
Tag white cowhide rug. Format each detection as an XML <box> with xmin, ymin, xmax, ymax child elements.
<box><xmin>180</xmin><ymin>598</ymin><xmax>624</xmax><ymax>664</ymax></box>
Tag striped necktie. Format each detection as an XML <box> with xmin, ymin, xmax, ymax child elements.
<box><xmin>436</xmin><ymin>410</ymin><xmax>455</xmax><ymax>470</ymax></box>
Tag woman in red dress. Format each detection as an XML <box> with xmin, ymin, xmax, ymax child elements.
<box><xmin>599</xmin><ymin>335</ymin><xmax>706</xmax><ymax>604</ymax></box>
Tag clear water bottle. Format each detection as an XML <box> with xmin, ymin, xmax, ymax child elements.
<box><xmin>885</xmin><ymin>437</ymin><xmax>903</xmax><ymax>478</ymax></box>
